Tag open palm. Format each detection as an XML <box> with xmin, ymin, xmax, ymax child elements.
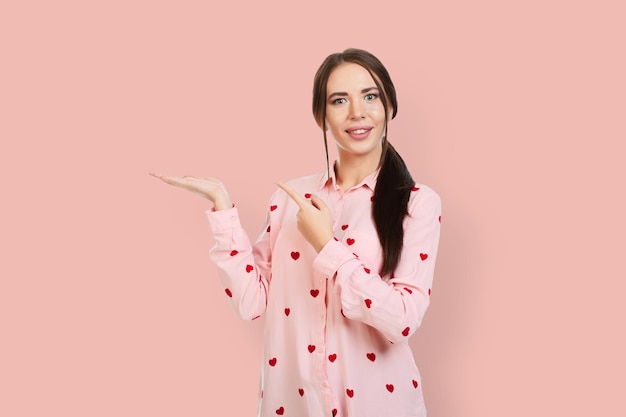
<box><xmin>150</xmin><ymin>172</ymin><xmax>233</xmax><ymax>210</ymax></box>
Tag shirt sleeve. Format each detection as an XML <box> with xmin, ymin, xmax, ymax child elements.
<box><xmin>312</xmin><ymin>187</ymin><xmax>442</xmax><ymax>343</ymax></box>
<box><xmin>206</xmin><ymin>205</ymin><xmax>272</xmax><ymax>321</ymax></box>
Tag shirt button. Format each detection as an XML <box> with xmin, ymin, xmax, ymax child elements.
<box><xmin>321</xmin><ymin>382</ymin><xmax>328</xmax><ymax>388</ymax></box>
<box><xmin>319</xmin><ymin>279</ymin><xmax>324</xmax><ymax>285</ymax></box>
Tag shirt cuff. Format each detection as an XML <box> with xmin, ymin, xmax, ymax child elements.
<box><xmin>205</xmin><ymin>207</ymin><xmax>242</xmax><ymax>234</ymax></box>
<box><xmin>313</xmin><ymin>239</ymin><xmax>357</xmax><ymax>278</ymax></box>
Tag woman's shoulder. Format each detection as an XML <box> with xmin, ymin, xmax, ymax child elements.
<box><xmin>411</xmin><ymin>182</ymin><xmax>439</xmax><ymax>197</ymax></box>
<box><xmin>407</xmin><ymin>182</ymin><xmax>441</xmax><ymax>211</ymax></box>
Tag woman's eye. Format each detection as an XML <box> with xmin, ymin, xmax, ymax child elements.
<box><xmin>365</xmin><ymin>93</ymin><xmax>378</xmax><ymax>101</ymax></box>
<box><xmin>332</xmin><ymin>98</ymin><xmax>347</xmax><ymax>105</ymax></box>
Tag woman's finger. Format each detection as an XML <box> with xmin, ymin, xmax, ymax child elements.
<box><xmin>151</xmin><ymin>173</ymin><xmax>186</xmax><ymax>187</ymax></box>
<box><xmin>151</xmin><ymin>173</ymin><xmax>232</xmax><ymax>208</ymax></box>
<box><xmin>276</xmin><ymin>182</ymin><xmax>308</xmax><ymax>210</ymax></box>
<box><xmin>151</xmin><ymin>173</ymin><xmax>209</xmax><ymax>193</ymax></box>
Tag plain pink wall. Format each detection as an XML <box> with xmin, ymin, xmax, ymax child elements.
<box><xmin>1</xmin><ymin>1</ymin><xmax>625</xmax><ymax>416</ymax></box>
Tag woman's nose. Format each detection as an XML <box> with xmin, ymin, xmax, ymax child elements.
<box><xmin>349</xmin><ymin>100</ymin><xmax>365</xmax><ymax>119</ymax></box>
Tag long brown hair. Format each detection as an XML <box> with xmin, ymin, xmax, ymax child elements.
<box><xmin>312</xmin><ymin>48</ymin><xmax>414</xmax><ymax>277</ymax></box>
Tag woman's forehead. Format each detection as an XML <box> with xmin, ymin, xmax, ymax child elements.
<box><xmin>327</xmin><ymin>62</ymin><xmax>378</xmax><ymax>92</ymax></box>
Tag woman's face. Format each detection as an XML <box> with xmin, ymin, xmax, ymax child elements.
<box><xmin>325</xmin><ymin>62</ymin><xmax>387</xmax><ymax>163</ymax></box>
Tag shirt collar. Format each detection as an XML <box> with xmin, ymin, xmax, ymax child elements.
<box><xmin>317</xmin><ymin>161</ymin><xmax>380</xmax><ymax>192</ymax></box>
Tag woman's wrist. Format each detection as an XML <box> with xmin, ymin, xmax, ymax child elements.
<box><xmin>212</xmin><ymin>194</ymin><xmax>233</xmax><ymax>211</ymax></box>
<box><xmin>313</xmin><ymin>234</ymin><xmax>333</xmax><ymax>253</ymax></box>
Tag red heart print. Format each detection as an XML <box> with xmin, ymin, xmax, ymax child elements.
<box><xmin>304</xmin><ymin>193</ymin><xmax>311</xmax><ymax>198</ymax></box>
<box><xmin>333</xmin><ymin>237</ymin><xmax>339</xmax><ymax>241</ymax></box>
<box><xmin>332</xmin><ymin>409</ymin><xmax>337</xmax><ymax>416</ymax></box>
<box><xmin>404</xmin><ymin>287</ymin><xmax>413</xmax><ymax>294</ymax></box>
<box><xmin>428</xmin><ymin>288</ymin><xmax>431</xmax><ymax>295</ymax></box>
<box><xmin>328</xmin><ymin>353</ymin><xmax>337</xmax><ymax>362</ymax></box>
<box><xmin>346</xmin><ymin>389</ymin><xmax>354</xmax><ymax>398</ymax></box>
<box><xmin>230</xmin><ymin>250</ymin><xmax>238</xmax><ymax>256</ymax></box>
<box><xmin>252</xmin><ymin>315</ymin><xmax>260</xmax><ymax>320</ymax></box>
<box><xmin>269</xmin><ymin>357</ymin><xmax>277</xmax><ymax>366</ymax></box>
<box><xmin>267</xmin><ymin>225</ymin><xmax>271</xmax><ymax>232</ymax></box>
<box><xmin>276</xmin><ymin>406</ymin><xmax>284</xmax><ymax>415</ymax></box>
<box><xmin>291</xmin><ymin>251</ymin><xmax>300</xmax><ymax>260</ymax></box>
<box><xmin>367</xmin><ymin>353</ymin><xmax>376</xmax><ymax>362</ymax></box>
<box><xmin>370</xmin><ymin>196</ymin><xmax>374</xmax><ymax>202</ymax></box>
<box><xmin>246</xmin><ymin>265</ymin><xmax>254</xmax><ymax>273</ymax></box>
<box><xmin>412</xmin><ymin>186</ymin><xmax>420</xmax><ymax>192</ymax></box>
<box><xmin>270</xmin><ymin>205</ymin><xmax>277</xmax><ymax>211</ymax></box>
<box><xmin>224</xmin><ymin>288</ymin><xmax>232</xmax><ymax>298</ymax></box>
<box><xmin>412</xmin><ymin>379</ymin><xmax>418</xmax><ymax>388</ymax></box>
<box><xmin>346</xmin><ymin>238</ymin><xmax>355</xmax><ymax>245</ymax></box>
<box><xmin>308</xmin><ymin>344</ymin><xmax>316</xmax><ymax>353</ymax></box>
<box><xmin>364</xmin><ymin>299</ymin><xmax>372</xmax><ymax>308</ymax></box>
<box><xmin>310</xmin><ymin>289</ymin><xmax>319</xmax><ymax>298</ymax></box>
<box><xmin>402</xmin><ymin>327</ymin><xmax>410</xmax><ymax>337</ymax></box>
<box><xmin>284</xmin><ymin>308</ymin><xmax>290</xmax><ymax>316</ymax></box>
<box><xmin>438</xmin><ymin>215</ymin><xmax>442</xmax><ymax>223</ymax></box>
<box><xmin>298</xmin><ymin>388</ymin><xmax>304</xmax><ymax>396</ymax></box>
<box><xmin>420</xmin><ymin>253</ymin><xmax>428</xmax><ymax>261</ymax></box>
<box><xmin>341</xmin><ymin>224</ymin><xmax>348</xmax><ymax>230</ymax></box>
<box><xmin>386</xmin><ymin>384</ymin><xmax>394</xmax><ymax>393</ymax></box>
<box><xmin>363</xmin><ymin>267</ymin><xmax>370</xmax><ymax>274</ymax></box>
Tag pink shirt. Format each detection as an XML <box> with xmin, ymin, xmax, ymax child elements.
<box><xmin>206</xmin><ymin>168</ymin><xmax>441</xmax><ymax>417</ymax></box>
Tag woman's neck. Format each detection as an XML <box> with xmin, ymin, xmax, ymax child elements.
<box><xmin>334</xmin><ymin>150</ymin><xmax>382</xmax><ymax>191</ymax></box>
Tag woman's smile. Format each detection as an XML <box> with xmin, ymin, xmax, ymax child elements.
<box><xmin>345</xmin><ymin>126</ymin><xmax>373</xmax><ymax>140</ymax></box>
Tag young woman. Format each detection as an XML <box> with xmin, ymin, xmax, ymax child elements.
<box><xmin>152</xmin><ymin>48</ymin><xmax>441</xmax><ymax>417</ymax></box>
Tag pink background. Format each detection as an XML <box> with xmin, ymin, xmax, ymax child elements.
<box><xmin>1</xmin><ymin>1</ymin><xmax>625</xmax><ymax>416</ymax></box>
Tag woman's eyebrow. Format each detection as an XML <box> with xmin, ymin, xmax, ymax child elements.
<box><xmin>328</xmin><ymin>87</ymin><xmax>379</xmax><ymax>100</ymax></box>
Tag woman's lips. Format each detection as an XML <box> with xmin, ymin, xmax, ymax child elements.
<box><xmin>346</xmin><ymin>127</ymin><xmax>373</xmax><ymax>140</ymax></box>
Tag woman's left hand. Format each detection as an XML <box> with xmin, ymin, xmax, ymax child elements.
<box><xmin>277</xmin><ymin>182</ymin><xmax>334</xmax><ymax>253</ymax></box>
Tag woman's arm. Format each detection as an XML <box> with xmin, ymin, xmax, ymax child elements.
<box><xmin>151</xmin><ymin>172</ymin><xmax>273</xmax><ymax>320</ymax></box>
<box><xmin>314</xmin><ymin>187</ymin><xmax>442</xmax><ymax>343</ymax></box>
<box><xmin>207</xmin><ymin>205</ymin><xmax>272</xmax><ymax>321</ymax></box>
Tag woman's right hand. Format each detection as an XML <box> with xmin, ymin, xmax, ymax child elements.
<box><xmin>150</xmin><ymin>172</ymin><xmax>233</xmax><ymax>211</ymax></box>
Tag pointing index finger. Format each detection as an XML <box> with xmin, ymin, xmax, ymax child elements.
<box><xmin>276</xmin><ymin>182</ymin><xmax>308</xmax><ymax>209</ymax></box>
